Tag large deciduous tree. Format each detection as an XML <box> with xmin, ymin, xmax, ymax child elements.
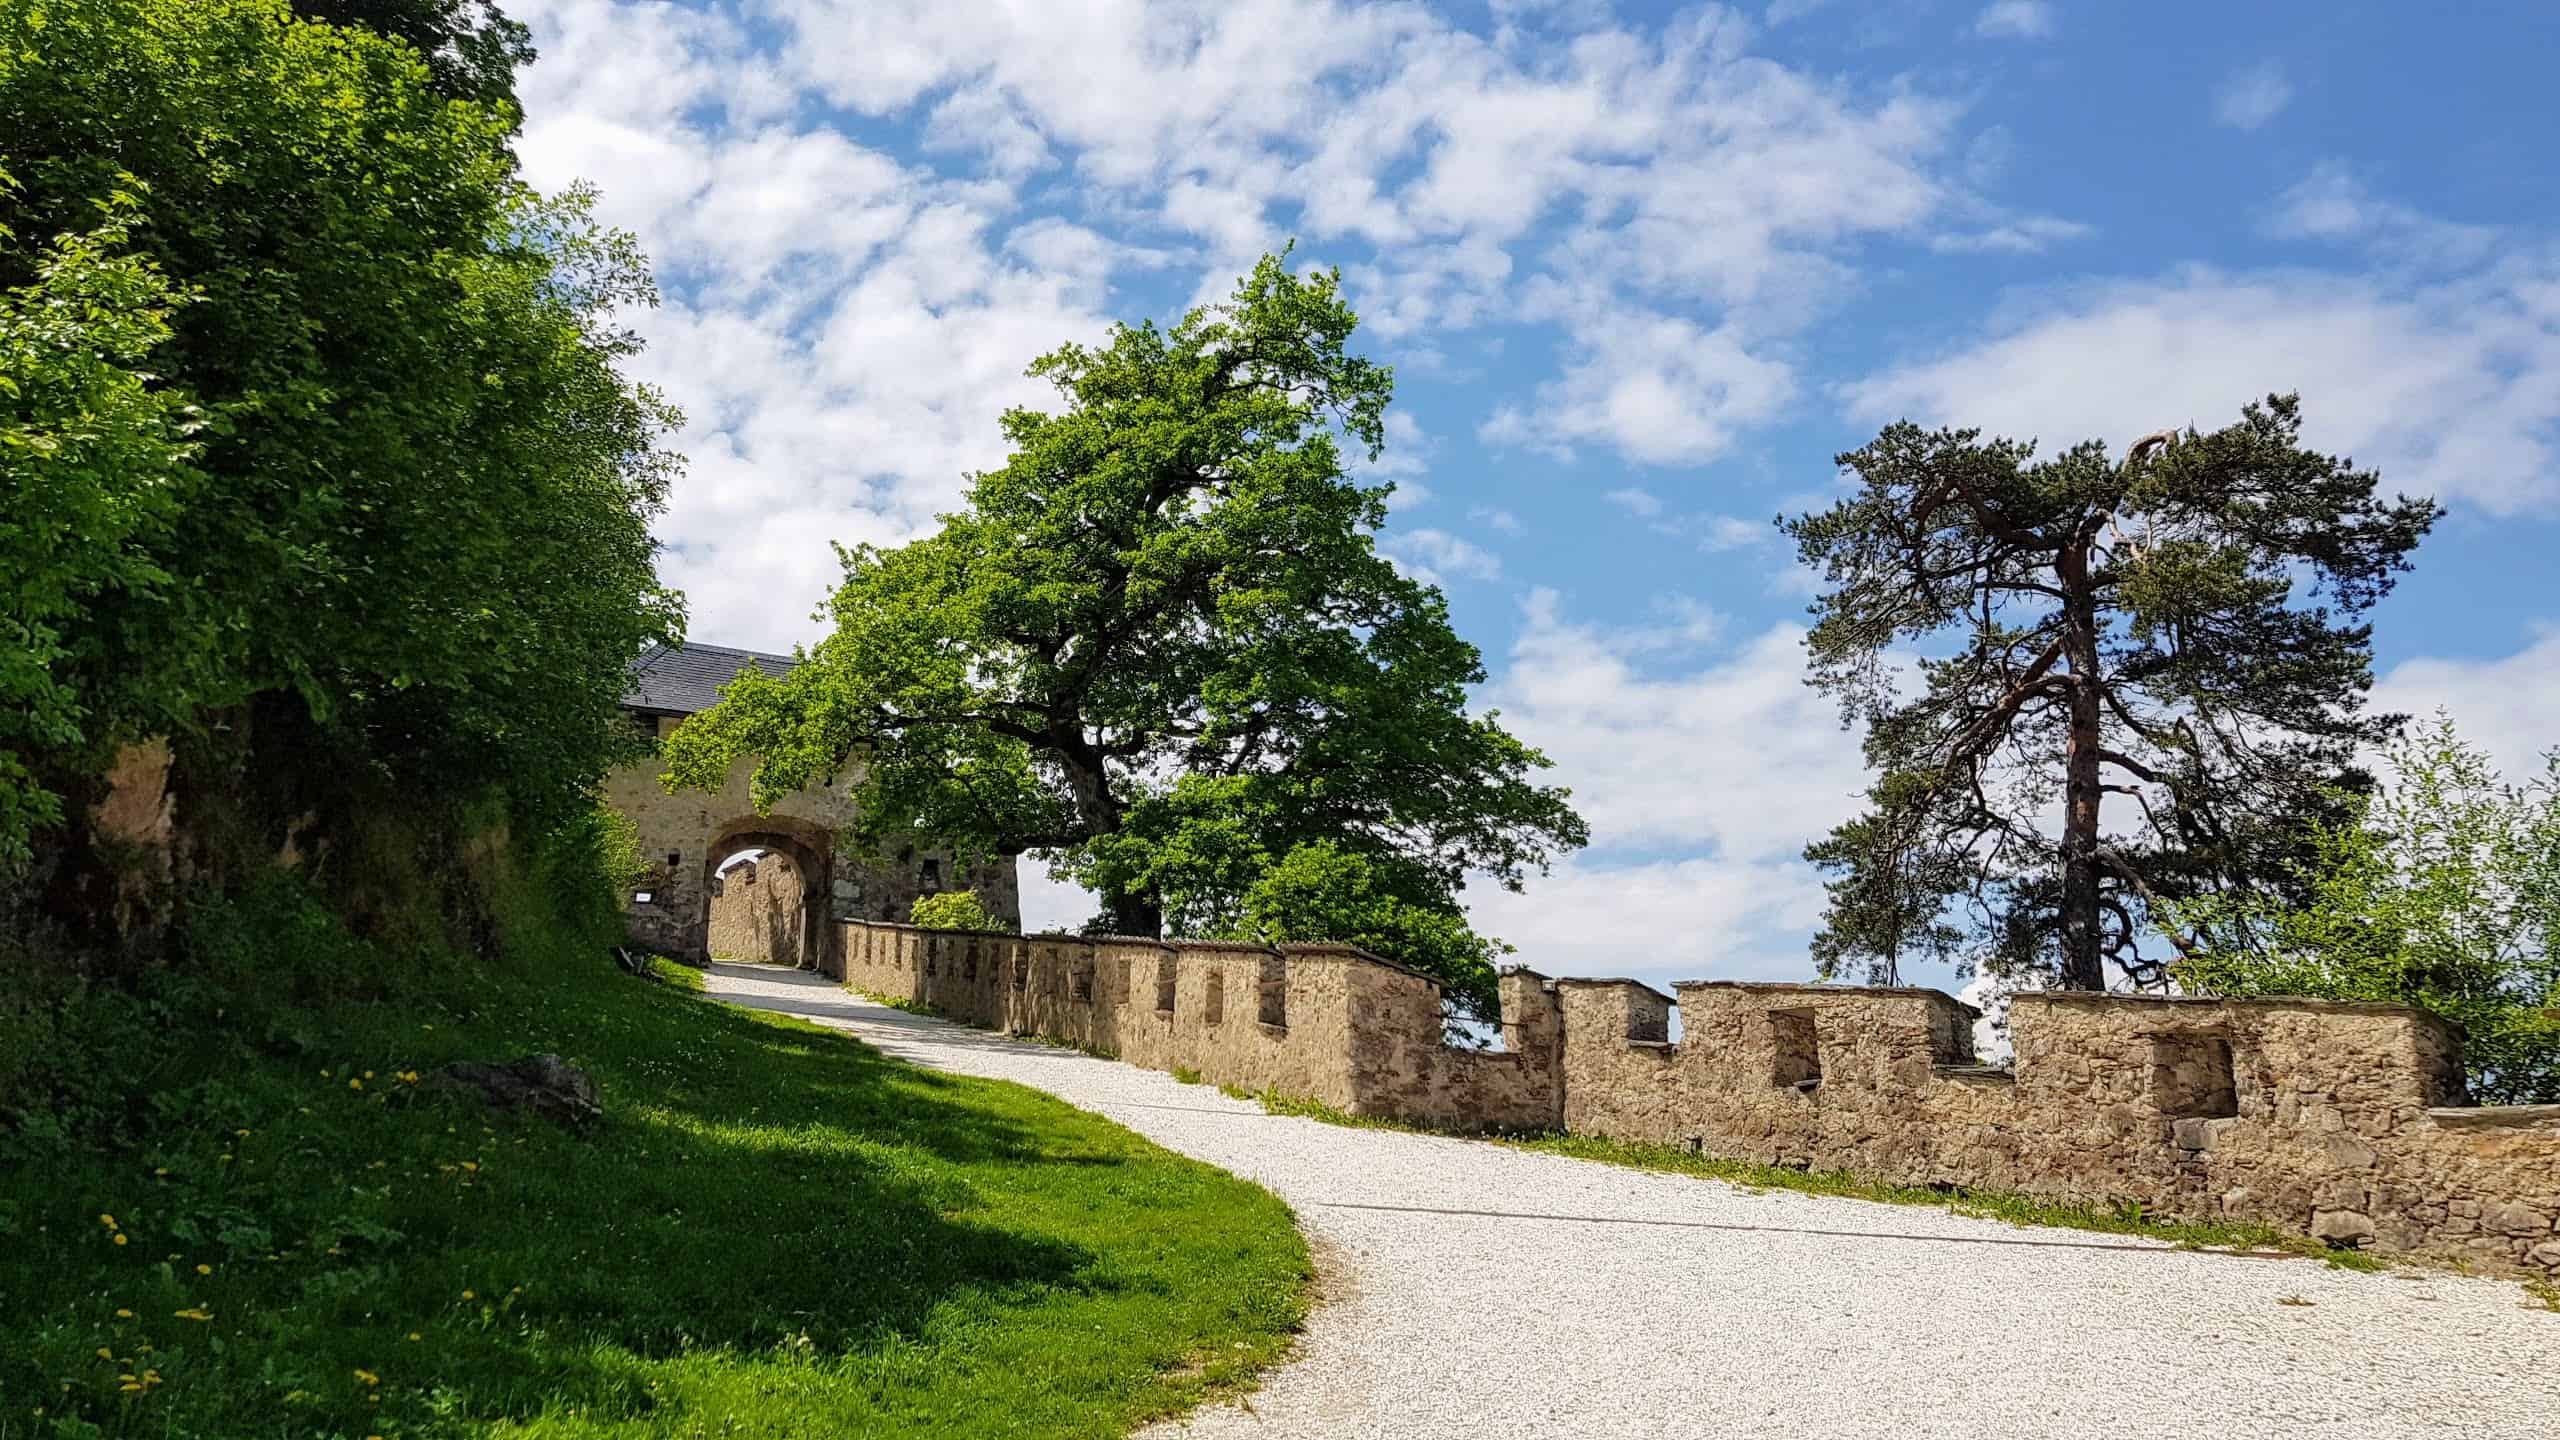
<box><xmin>663</xmin><ymin>255</ymin><xmax>1585</xmax><ymax>1019</ymax></box>
<box><xmin>1785</xmin><ymin>396</ymin><xmax>2437</xmax><ymax>991</ymax></box>
<box><xmin>2170</xmin><ymin>715</ymin><xmax>2560</xmax><ymax>1103</ymax></box>
<box><xmin>0</xmin><ymin>0</ymin><xmax>679</xmax><ymax>892</ymax></box>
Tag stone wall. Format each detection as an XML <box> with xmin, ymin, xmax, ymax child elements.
<box><xmin>823</xmin><ymin>915</ymin><xmax>2560</xmax><ymax>1281</ymax></box>
<box><xmin>831</xmin><ymin>920</ymin><xmax>1558</xmax><ymax>1131</ymax></box>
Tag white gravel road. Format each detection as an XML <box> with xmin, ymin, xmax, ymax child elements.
<box><xmin>700</xmin><ymin>961</ymin><xmax>2560</xmax><ymax>1440</ymax></box>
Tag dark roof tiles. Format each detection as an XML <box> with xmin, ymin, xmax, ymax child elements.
<box><xmin>622</xmin><ymin>641</ymin><xmax>799</xmax><ymax>716</ymax></box>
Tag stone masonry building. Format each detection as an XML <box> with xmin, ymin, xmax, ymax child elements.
<box><xmin>608</xmin><ymin>641</ymin><xmax>1019</xmax><ymax>964</ymax></box>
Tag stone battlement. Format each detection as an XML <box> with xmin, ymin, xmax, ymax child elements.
<box><xmin>823</xmin><ymin>918</ymin><xmax>2560</xmax><ymax>1280</ymax></box>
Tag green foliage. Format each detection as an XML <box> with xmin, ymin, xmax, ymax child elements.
<box><xmin>1786</xmin><ymin>396</ymin><xmax>2437</xmax><ymax>989</ymax></box>
<box><xmin>0</xmin><ymin>175</ymin><xmax>198</xmax><ymax>866</ymax></box>
<box><xmin>2171</xmin><ymin>716</ymin><xmax>2560</xmax><ymax>1103</ymax></box>
<box><xmin>1237</xmin><ymin>840</ymin><xmax>1510</xmax><ymax>1020</ymax></box>
<box><xmin>0</xmin><ymin>0</ymin><xmax>681</xmax><ymax>883</ymax></box>
<box><xmin>0</xmin><ymin>868</ymin><xmax>1306</xmax><ymax>1437</ymax></box>
<box><xmin>288</xmin><ymin>0</ymin><xmax>536</xmax><ymax>119</ymax></box>
<box><xmin>909</xmin><ymin>890</ymin><xmax>998</xmax><ymax>932</ymax></box>
<box><xmin>664</xmin><ymin>252</ymin><xmax>1583</xmax><ymax>1017</ymax></box>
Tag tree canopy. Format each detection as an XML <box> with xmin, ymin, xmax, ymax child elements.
<box><xmin>2171</xmin><ymin>716</ymin><xmax>2560</xmax><ymax>1103</ymax></box>
<box><xmin>1786</xmin><ymin>396</ymin><xmax>2438</xmax><ymax>990</ymax></box>
<box><xmin>0</xmin><ymin>0</ymin><xmax>678</xmax><ymax>881</ymax></box>
<box><xmin>289</xmin><ymin>0</ymin><xmax>535</xmax><ymax>120</ymax></box>
<box><xmin>663</xmin><ymin>254</ymin><xmax>1584</xmax><ymax>1018</ymax></box>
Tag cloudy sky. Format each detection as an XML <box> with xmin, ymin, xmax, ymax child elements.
<box><xmin>515</xmin><ymin>0</ymin><xmax>2560</xmax><ymax>995</ymax></box>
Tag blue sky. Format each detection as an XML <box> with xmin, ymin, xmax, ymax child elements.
<box><xmin>513</xmin><ymin>0</ymin><xmax>2560</xmax><ymax>997</ymax></box>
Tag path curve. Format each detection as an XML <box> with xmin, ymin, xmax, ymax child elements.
<box><xmin>700</xmin><ymin>962</ymin><xmax>2559</xmax><ymax>1440</ymax></box>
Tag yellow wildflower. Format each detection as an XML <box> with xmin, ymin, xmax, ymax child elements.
<box><xmin>461</xmin><ymin>1289</ymin><xmax>475</xmax><ymax>1300</ymax></box>
<box><xmin>114</xmin><ymin>1309</ymin><xmax>132</xmax><ymax>1319</ymax></box>
<box><xmin>353</xmin><ymin>1368</ymin><xmax>380</xmax><ymax>1386</ymax></box>
<box><xmin>112</xmin><ymin>1234</ymin><xmax>129</xmax><ymax>1247</ymax></box>
<box><xmin>407</xmin><ymin>1332</ymin><xmax>421</xmax><ymax>1342</ymax></box>
<box><xmin>349</xmin><ymin>1078</ymin><xmax>363</xmax><ymax>1091</ymax></box>
<box><xmin>173</xmin><ymin>1309</ymin><xmax>212</xmax><ymax>1322</ymax></box>
<box><xmin>94</xmin><ymin>1349</ymin><xmax>112</xmax><ymax>1361</ymax></box>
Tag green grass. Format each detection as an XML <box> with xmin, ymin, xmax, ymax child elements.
<box><xmin>2528</xmin><ymin>1277</ymin><xmax>2560</xmax><ymax>1313</ymax></box>
<box><xmin>0</xmin><ymin>889</ymin><xmax>1308</xmax><ymax>1439</ymax></box>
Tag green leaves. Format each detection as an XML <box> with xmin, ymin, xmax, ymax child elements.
<box><xmin>1</xmin><ymin>0</ymin><xmax>678</xmax><ymax>879</ymax></box>
<box><xmin>2172</xmin><ymin>716</ymin><xmax>2560</xmax><ymax>1103</ymax></box>
<box><xmin>668</xmin><ymin>252</ymin><xmax>1583</xmax><ymax>1014</ymax></box>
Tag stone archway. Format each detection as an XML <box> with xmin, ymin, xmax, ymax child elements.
<box><xmin>698</xmin><ymin>818</ymin><xmax>835</xmax><ymax>972</ymax></box>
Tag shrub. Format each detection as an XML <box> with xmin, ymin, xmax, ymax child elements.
<box><xmin>910</xmin><ymin>891</ymin><xmax>998</xmax><ymax>932</ymax></box>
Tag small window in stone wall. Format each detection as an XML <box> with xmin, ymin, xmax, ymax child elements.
<box><xmin>1769</xmin><ymin>1009</ymin><xmax>1821</xmax><ymax>1090</ymax></box>
<box><xmin>1204</xmin><ymin>970</ymin><xmax>1225</xmax><ymax>1025</ymax></box>
<box><xmin>1257</xmin><ymin>953</ymin><xmax>1287</xmax><ymax>1028</ymax></box>
<box><xmin>921</xmin><ymin>858</ymin><xmax>942</xmax><ymax>892</ymax></box>
<box><xmin>2152</xmin><ymin>1033</ymin><xmax>2239</xmax><ymax>1119</ymax></box>
<box><xmin>1012</xmin><ymin>952</ymin><xmax>1030</xmax><ymax>991</ymax></box>
<box><xmin>1156</xmin><ymin>953</ymin><xmax>1178</xmax><ymax>1014</ymax></box>
<box><xmin>962</xmin><ymin>944</ymin><xmax>979</xmax><ymax>982</ymax></box>
<box><xmin>1072</xmin><ymin>958</ymin><xmax>1096</xmax><ymax>1003</ymax></box>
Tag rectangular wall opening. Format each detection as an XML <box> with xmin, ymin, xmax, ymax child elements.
<box><xmin>1156</xmin><ymin>953</ymin><xmax>1178</xmax><ymax>1014</ymax></box>
<box><xmin>1257</xmin><ymin>953</ymin><xmax>1287</xmax><ymax>1028</ymax></box>
<box><xmin>1769</xmin><ymin>1009</ymin><xmax>1822</xmax><ymax>1090</ymax></box>
<box><xmin>1071</xmin><ymin>958</ymin><xmax>1096</xmax><ymax>1004</ymax></box>
<box><xmin>2152</xmin><ymin>1033</ymin><xmax>2239</xmax><ymax>1118</ymax></box>
<box><xmin>1012</xmin><ymin>953</ymin><xmax>1030</xmax><ymax>992</ymax></box>
<box><xmin>1204</xmin><ymin>970</ymin><xmax>1225</xmax><ymax>1025</ymax></box>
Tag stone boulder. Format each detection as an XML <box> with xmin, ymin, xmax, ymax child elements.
<box><xmin>429</xmin><ymin>1054</ymin><xmax>601</xmax><ymax>1128</ymax></box>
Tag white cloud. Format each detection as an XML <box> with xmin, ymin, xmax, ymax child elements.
<box><xmin>1482</xmin><ymin>304</ymin><xmax>1796</xmax><ymax>465</ymax></box>
<box><xmin>1467</xmin><ymin>855</ymin><xmax>1827</xmax><ymax>985</ymax></box>
<box><xmin>1470</xmin><ymin>506</ymin><xmax>1525</xmax><ymax>535</ymax></box>
<box><xmin>1929</xmin><ymin>215</ymin><xmax>2092</xmax><ymax>254</ymax></box>
<box><xmin>2374</xmin><ymin>626</ymin><xmax>2560</xmax><ymax>781</ymax></box>
<box><xmin>1379</xmin><ymin>528</ymin><xmax>1505</xmax><ymax>586</ymax></box>
<box><xmin>1606</xmin><ymin>488</ymin><xmax>1665</xmax><ymax>518</ymax></box>
<box><xmin>507</xmin><ymin>0</ymin><xmax>2000</xmax><ymax>638</ymax></box>
<box><xmin>2214</xmin><ymin>61</ymin><xmax>2294</xmax><ymax>131</ymax></box>
<box><xmin>1974</xmin><ymin>1</ymin><xmax>2054</xmax><ymax>40</ymax></box>
<box><xmin>2266</xmin><ymin>163</ymin><xmax>2497</xmax><ymax>264</ymax></box>
<box><xmin>1487</xmin><ymin>590</ymin><xmax>1867</xmax><ymax>859</ymax></box>
<box><xmin>1844</xmin><ymin>260</ymin><xmax>2560</xmax><ymax>514</ymax></box>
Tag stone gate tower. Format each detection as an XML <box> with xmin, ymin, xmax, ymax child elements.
<box><xmin>605</xmin><ymin>641</ymin><xmax>1021</xmax><ymax>965</ymax></box>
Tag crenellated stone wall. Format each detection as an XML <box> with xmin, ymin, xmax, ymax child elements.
<box><xmin>823</xmin><ymin>917</ymin><xmax>2560</xmax><ymax>1281</ymax></box>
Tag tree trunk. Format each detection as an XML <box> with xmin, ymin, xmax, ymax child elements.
<box><xmin>2056</xmin><ymin>540</ymin><xmax>2107</xmax><ymax>990</ymax></box>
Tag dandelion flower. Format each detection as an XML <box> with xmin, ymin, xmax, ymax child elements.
<box><xmin>407</xmin><ymin>1332</ymin><xmax>421</xmax><ymax>1342</ymax></box>
<box><xmin>112</xmin><ymin>1234</ymin><xmax>129</xmax><ymax>1247</ymax></box>
<box><xmin>353</xmin><ymin>1368</ymin><xmax>380</xmax><ymax>1386</ymax></box>
<box><xmin>95</xmin><ymin>1348</ymin><xmax>112</xmax><ymax>1360</ymax></box>
<box><xmin>173</xmin><ymin>1309</ymin><xmax>212</xmax><ymax>1322</ymax></box>
<box><xmin>114</xmin><ymin>1309</ymin><xmax>132</xmax><ymax>1319</ymax></box>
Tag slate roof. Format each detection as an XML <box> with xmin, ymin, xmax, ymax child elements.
<box><xmin>621</xmin><ymin>641</ymin><xmax>799</xmax><ymax>717</ymax></box>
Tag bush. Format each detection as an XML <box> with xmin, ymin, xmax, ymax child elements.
<box><xmin>2172</xmin><ymin>715</ymin><xmax>2560</xmax><ymax>1103</ymax></box>
<box><xmin>910</xmin><ymin>890</ymin><xmax>998</xmax><ymax>932</ymax></box>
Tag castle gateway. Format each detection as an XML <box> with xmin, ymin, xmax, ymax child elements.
<box><xmin>607</xmin><ymin>641</ymin><xmax>1020</xmax><ymax>967</ymax></box>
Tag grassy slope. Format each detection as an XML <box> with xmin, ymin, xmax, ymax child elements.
<box><xmin>0</xmin><ymin>895</ymin><xmax>1306</xmax><ymax>1439</ymax></box>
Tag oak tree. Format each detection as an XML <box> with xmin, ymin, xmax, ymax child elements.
<box><xmin>663</xmin><ymin>255</ymin><xmax>1585</xmax><ymax>1017</ymax></box>
<box><xmin>1785</xmin><ymin>396</ymin><xmax>2437</xmax><ymax>990</ymax></box>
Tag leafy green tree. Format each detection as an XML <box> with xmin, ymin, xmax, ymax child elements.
<box><xmin>0</xmin><ymin>179</ymin><xmax>198</xmax><ymax>865</ymax></box>
<box><xmin>664</xmin><ymin>254</ymin><xmax>1583</xmax><ymax>1018</ymax></box>
<box><xmin>1237</xmin><ymin>840</ymin><xmax>1512</xmax><ymax>1009</ymax></box>
<box><xmin>2172</xmin><ymin>716</ymin><xmax>2560</xmax><ymax>1103</ymax></box>
<box><xmin>1786</xmin><ymin>397</ymin><xmax>2437</xmax><ymax>990</ymax></box>
<box><xmin>289</xmin><ymin>0</ymin><xmax>535</xmax><ymax>120</ymax></box>
<box><xmin>909</xmin><ymin>891</ymin><xmax>999</xmax><ymax>932</ymax></box>
<box><xmin>0</xmin><ymin>0</ymin><xmax>680</xmax><ymax>884</ymax></box>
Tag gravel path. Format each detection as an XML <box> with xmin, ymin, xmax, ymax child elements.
<box><xmin>700</xmin><ymin>961</ymin><xmax>2560</xmax><ymax>1440</ymax></box>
